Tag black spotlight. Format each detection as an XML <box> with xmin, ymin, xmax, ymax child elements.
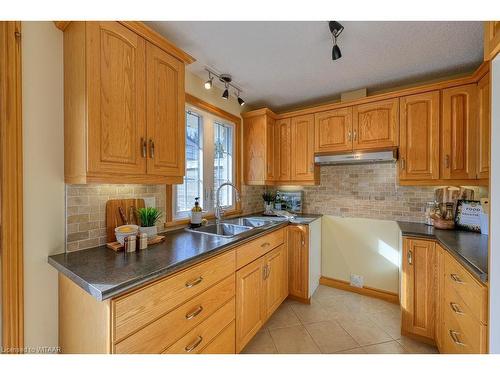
<box><xmin>329</xmin><ymin>21</ymin><xmax>344</xmax><ymax>61</ymax></box>
<box><xmin>237</xmin><ymin>96</ymin><xmax>245</xmax><ymax>106</ymax></box>
<box><xmin>222</xmin><ymin>87</ymin><xmax>229</xmax><ymax>100</ymax></box>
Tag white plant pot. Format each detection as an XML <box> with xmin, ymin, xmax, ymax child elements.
<box><xmin>139</xmin><ymin>226</ymin><xmax>157</xmax><ymax>238</ymax></box>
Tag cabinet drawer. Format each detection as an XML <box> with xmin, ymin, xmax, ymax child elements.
<box><xmin>114</xmin><ymin>275</ymin><xmax>235</xmax><ymax>353</ymax></box>
<box><xmin>113</xmin><ymin>250</ymin><xmax>235</xmax><ymax>341</ymax></box>
<box><xmin>163</xmin><ymin>298</ymin><xmax>235</xmax><ymax>354</ymax></box>
<box><xmin>443</xmin><ymin>307</ymin><xmax>478</xmax><ymax>354</ymax></box>
<box><xmin>443</xmin><ymin>283</ymin><xmax>487</xmax><ymax>353</ymax></box>
<box><xmin>236</xmin><ymin>228</ymin><xmax>284</xmax><ymax>269</ymax></box>
<box><xmin>200</xmin><ymin>320</ymin><xmax>236</xmax><ymax>354</ymax></box>
<box><xmin>444</xmin><ymin>252</ymin><xmax>487</xmax><ymax>324</ymax></box>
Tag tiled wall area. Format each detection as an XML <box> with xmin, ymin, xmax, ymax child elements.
<box><xmin>66</xmin><ymin>183</ymin><xmax>264</xmax><ymax>252</ymax></box>
<box><xmin>300</xmin><ymin>163</ymin><xmax>483</xmax><ymax>223</ymax></box>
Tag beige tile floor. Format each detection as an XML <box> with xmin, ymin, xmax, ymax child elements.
<box><xmin>242</xmin><ymin>285</ymin><xmax>439</xmax><ymax>354</ymax></box>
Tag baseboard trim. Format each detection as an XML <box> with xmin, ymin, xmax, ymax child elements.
<box><xmin>319</xmin><ymin>276</ymin><xmax>399</xmax><ymax>304</ymax></box>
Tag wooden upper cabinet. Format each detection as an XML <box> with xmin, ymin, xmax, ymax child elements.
<box><xmin>275</xmin><ymin>118</ymin><xmax>291</xmax><ymax>181</ymax></box>
<box><xmin>266</xmin><ymin>117</ymin><xmax>276</xmax><ymax>181</ymax></box>
<box><xmin>243</xmin><ymin>112</ymin><xmax>273</xmax><ymax>185</ymax></box>
<box><xmin>441</xmin><ymin>84</ymin><xmax>477</xmax><ymax>180</ymax></box>
<box><xmin>87</xmin><ymin>21</ymin><xmax>147</xmax><ymax>176</ymax></box>
<box><xmin>399</xmin><ymin>91</ymin><xmax>440</xmax><ymax>181</ymax></box>
<box><xmin>484</xmin><ymin>21</ymin><xmax>500</xmax><ymax>61</ymax></box>
<box><xmin>352</xmin><ymin>98</ymin><xmax>399</xmax><ymax>150</ymax></box>
<box><xmin>401</xmin><ymin>238</ymin><xmax>436</xmax><ymax>340</ymax></box>
<box><xmin>314</xmin><ymin>107</ymin><xmax>353</xmax><ymax>153</ymax></box>
<box><xmin>291</xmin><ymin>114</ymin><xmax>316</xmax><ymax>181</ymax></box>
<box><xmin>146</xmin><ymin>42</ymin><xmax>185</xmax><ymax>177</ymax></box>
<box><xmin>477</xmin><ymin>74</ymin><xmax>490</xmax><ymax>179</ymax></box>
<box><xmin>63</xmin><ymin>21</ymin><xmax>191</xmax><ymax>184</ymax></box>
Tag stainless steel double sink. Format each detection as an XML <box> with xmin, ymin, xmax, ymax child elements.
<box><xmin>185</xmin><ymin>216</ymin><xmax>288</xmax><ymax>238</ymax></box>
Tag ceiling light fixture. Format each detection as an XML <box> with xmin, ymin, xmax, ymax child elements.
<box><xmin>203</xmin><ymin>68</ymin><xmax>246</xmax><ymax>104</ymax></box>
<box><xmin>204</xmin><ymin>72</ymin><xmax>213</xmax><ymax>89</ymax></box>
<box><xmin>329</xmin><ymin>21</ymin><xmax>344</xmax><ymax>61</ymax></box>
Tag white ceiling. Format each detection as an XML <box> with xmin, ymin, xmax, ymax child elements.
<box><xmin>147</xmin><ymin>21</ymin><xmax>483</xmax><ymax>111</ymax></box>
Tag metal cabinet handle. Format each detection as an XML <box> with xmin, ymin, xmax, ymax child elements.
<box><xmin>149</xmin><ymin>139</ymin><xmax>155</xmax><ymax>158</ymax></box>
<box><xmin>407</xmin><ymin>250</ymin><xmax>413</xmax><ymax>265</ymax></box>
<box><xmin>261</xmin><ymin>242</ymin><xmax>271</xmax><ymax>248</ymax></box>
<box><xmin>450</xmin><ymin>302</ymin><xmax>464</xmax><ymax>315</ymax></box>
<box><xmin>262</xmin><ymin>265</ymin><xmax>268</xmax><ymax>280</ymax></box>
<box><xmin>353</xmin><ymin>130</ymin><xmax>357</xmax><ymax>141</ymax></box>
<box><xmin>184</xmin><ymin>335</ymin><xmax>203</xmax><ymax>352</ymax></box>
<box><xmin>449</xmin><ymin>330</ymin><xmax>466</xmax><ymax>346</ymax></box>
<box><xmin>450</xmin><ymin>274</ymin><xmax>464</xmax><ymax>284</ymax></box>
<box><xmin>185</xmin><ymin>276</ymin><xmax>203</xmax><ymax>288</ymax></box>
<box><xmin>141</xmin><ymin>138</ymin><xmax>147</xmax><ymax>158</ymax></box>
<box><xmin>185</xmin><ymin>305</ymin><xmax>204</xmax><ymax>320</ymax></box>
<box><xmin>400</xmin><ymin>158</ymin><xmax>406</xmax><ymax>170</ymax></box>
<box><xmin>445</xmin><ymin>154</ymin><xmax>450</xmax><ymax>168</ymax></box>
<box><xmin>348</xmin><ymin>130</ymin><xmax>352</xmax><ymax>141</ymax></box>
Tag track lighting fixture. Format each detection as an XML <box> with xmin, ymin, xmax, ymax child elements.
<box><xmin>329</xmin><ymin>21</ymin><xmax>344</xmax><ymax>61</ymax></box>
<box><xmin>204</xmin><ymin>72</ymin><xmax>213</xmax><ymax>89</ymax></box>
<box><xmin>203</xmin><ymin>68</ymin><xmax>246</xmax><ymax>104</ymax></box>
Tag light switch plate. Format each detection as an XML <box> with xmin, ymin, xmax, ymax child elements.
<box><xmin>143</xmin><ymin>197</ymin><xmax>156</xmax><ymax>208</ymax></box>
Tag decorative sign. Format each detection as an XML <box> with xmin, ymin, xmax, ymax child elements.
<box><xmin>455</xmin><ymin>200</ymin><xmax>482</xmax><ymax>232</ymax></box>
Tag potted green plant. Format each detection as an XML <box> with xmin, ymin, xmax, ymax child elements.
<box><xmin>262</xmin><ymin>191</ymin><xmax>276</xmax><ymax>215</ymax></box>
<box><xmin>137</xmin><ymin>207</ymin><xmax>163</xmax><ymax>238</ymax></box>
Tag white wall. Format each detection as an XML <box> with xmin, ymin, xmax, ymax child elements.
<box><xmin>321</xmin><ymin>216</ymin><xmax>400</xmax><ymax>294</ymax></box>
<box><xmin>489</xmin><ymin>54</ymin><xmax>500</xmax><ymax>353</ymax></box>
<box><xmin>22</xmin><ymin>21</ymin><xmax>65</xmax><ymax>348</ymax></box>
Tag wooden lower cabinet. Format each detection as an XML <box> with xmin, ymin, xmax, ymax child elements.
<box><xmin>403</xmin><ymin>237</ymin><xmax>488</xmax><ymax>353</ymax></box>
<box><xmin>236</xmin><ymin>243</ymin><xmax>288</xmax><ymax>352</ymax></box>
<box><xmin>401</xmin><ymin>238</ymin><xmax>436</xmax><ymax>340</ymax></box>
<box><xmin>288</xmin><ymin>225</ymin><xmax>309</xmax><ymax>302</ymax></box>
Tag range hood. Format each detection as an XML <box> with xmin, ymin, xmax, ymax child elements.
<box><xmin>314</xmin><ymin>149</ymin><xmax>397</xmax><ymax>165</ymax></box>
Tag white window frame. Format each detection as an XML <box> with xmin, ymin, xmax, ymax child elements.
<box><xmin>173</xmin><ymin>104</ymin><xmax>236</xmax><ymax>220</ymax></box>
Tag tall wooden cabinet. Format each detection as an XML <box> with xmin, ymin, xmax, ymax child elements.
<box><xmin>399</xmin><ymin>91</ymin><xmax>440</xmax><ymax>181</ymax></box>
<box><xmin>401</xmin><ymin>238</ymin><xmax>436</xmax><ymax>340</ymax></box>
<box><xmin>441</xmin><ymin>84</ymin><xmax>477</xmax><ymax>180</ymax></box>
<box><xmin>63</xmin><ymin>21</ymin><xmax>192</xmax><ymax>184</ymax></box>
<box><xmin>477</xmin><ymin>74</ymin><xmax>490</xmax><ymax>179</ymax></box>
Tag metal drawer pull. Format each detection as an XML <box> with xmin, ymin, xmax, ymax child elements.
<box><xmin>261</xmin><ymin>242</ymin><xmax>271</xmax><ymax>248</ymax></box>
<box><xmin>185</xmin><ymin>276</ymin><xmax>203</xmax><ymax>288</ymax></box>
<box><xmin>449</xmin><ymin>330</ymin><xmax>466</xmax><ymax>346</ymax></box>
<box><xmin>408</xmin><ymin>250</ymin><xmax>413</xmax><ymax>265</ymax></box>
<box><xmin>185</xmin><ymin>305</ymin><xmax>204</xmax><ymax>320</ymax></box>
<box><xmin>149</xmin><ymin>139</ymin><xmax>155</xmax><ymax>158</ymax></box>
<box><xmin>184</xmin><ymin>335</ymin><xmax>203</xmax><ymax>352</ymax></box>
<box><xmin>450</xmin><ymin>302</ymin><xmax>464</xmax><ymax>315</ymax></box>
<box><xmin>450</xmin><ymin>274</ymin><xmax>464</xmax><ymax>284</ymax></box>
<box><xmin>141</xmin><ymin>138</ymin><xmax>147</xmax><ymax>158</ymax></box>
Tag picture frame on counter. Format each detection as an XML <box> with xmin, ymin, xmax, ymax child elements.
<box><xmin>455</xmin><ymin>200</ymin><xmax>482</xmax><ymax>232</ymax></box>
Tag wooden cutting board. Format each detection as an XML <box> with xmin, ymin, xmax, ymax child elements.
<box><xmin>105</xmin><ymin>198</ymin><xmax>145</xmax><ymax>242</ymax></box>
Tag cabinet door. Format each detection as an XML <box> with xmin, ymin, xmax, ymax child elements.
<box><xmin>441</xmin><ymin>84</ymin><xmax>477</xmax><ymax>180</ymax></box>
<box><xmin>435</xmin><ymin>244</ymin><xmax>445</xmax><ymax>351</ymax></box>
<box><xmin>266</xmin><ymin>117</ymin><xmax>276</xmax><ymax>181</ymax></box>
<box><xmin>288</xmin><ymin>225</ymin><xmax>309</xmax><ymax>300</ymax></box>
<box><xmin>264</xmin><ymin>244</ymin><xmax>288</xmax><ymax>318</ymax></box>
<box><xmin>146</xmin><ymin>42</ymin><xmax>185</xmax><ymax>177</ymax></box>
<box><xmin>477</xmin><ymin>74</ymin><xmax>490</xmax><ymax>179</ymax></box>
<box><xmin>401</xmin><ymin>238</ymin><xmax>436</xmax><ymax>340</ymax></box>
<box><xmin>236</xmin><ymin>257</ymin><xmax>266</xmax><ymax>352</ymax></box>
<box><xmin>243</xmin><ymin>115</ymin><xmax>267</xmax><ymax>184</ymax></box>
<box><xmin>275</xmin><ymin>118</ymin><xmax>291</xmax><ymax>181</ymax></box>
<box><xmin>399</xmin><ymin>91</ymin><xmax>440</xmax><ymax>180</ymax></box>
<box><xmin>314</xmin><ymin>108</ymin><xmax>353</xmax><ymax>153</ymax></box>
<box><xmin>87</xmin><ymin>21</ymin><xmax>147</xmax><ymax>175</ymax></box>
<box><xmin>353</xmin><ymin>98</ymin><xmax>399</xmax><ymax>150</ymax></box>
<box><xmin>291</xmin><ymin>114</ymin><xmax>315</xmax><ymax>181</ymax></box>
<box><xmin>484</xmin><ymin>21</ymin><xmax>500</xmax><ymax>61</ymax></box>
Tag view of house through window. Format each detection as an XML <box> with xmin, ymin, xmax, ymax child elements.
<box><xmin>174</xmin><ymin>106</ymin><xmax>236</xmax><ymax>219</ymax></box>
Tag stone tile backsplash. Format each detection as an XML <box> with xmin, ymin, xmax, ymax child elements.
<box><xmin>65</xmin><ymin>183</ymin><xmax>264</xmax><ymax>252</ymax></box>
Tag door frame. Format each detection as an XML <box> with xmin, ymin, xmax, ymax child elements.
<box><xmin>0</xmin><ymin>21</ymin><xmax>24</xmax><ymax>352</ymax></box>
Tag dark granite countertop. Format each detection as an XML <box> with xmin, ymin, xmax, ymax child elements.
<box><xmin>397</xmin><ymin>222</ymin><xmax>488</xmax><ymax>284</ymax></box>
<box><xmin>49</xmin><ymin>213</ymin><xmax>322</xmax><ymax>301</ymax></box>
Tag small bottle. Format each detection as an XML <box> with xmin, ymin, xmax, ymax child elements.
<box><xmin>126</xmin><ymin>235</ymin><xmax>137</xmax><ymax>253</ymax></box>
<box><xmin>190</xmin><ymin>197</ymin><xmax>203</xmax><ymax>228</ymax></box>
<box><xmin>138</xmin><ymin>232</ymin><xmax>148</xmax><ymax>250</ymax></box>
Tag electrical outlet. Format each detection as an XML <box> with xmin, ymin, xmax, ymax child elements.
<box><xmin>143</xmin><ymin>197</ymin><xmax>156</xmax><ymax>208</ymax></box>
<box><xmin>350</xmin><ymin>274</ymin><xmax>364</xmax><ymax>288</ymax></box>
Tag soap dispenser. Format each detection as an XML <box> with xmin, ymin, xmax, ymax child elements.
<box><xmin>190</xmin><ymin>197</ymin><xmax>203</xmax><ymax>228</ymax></box>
